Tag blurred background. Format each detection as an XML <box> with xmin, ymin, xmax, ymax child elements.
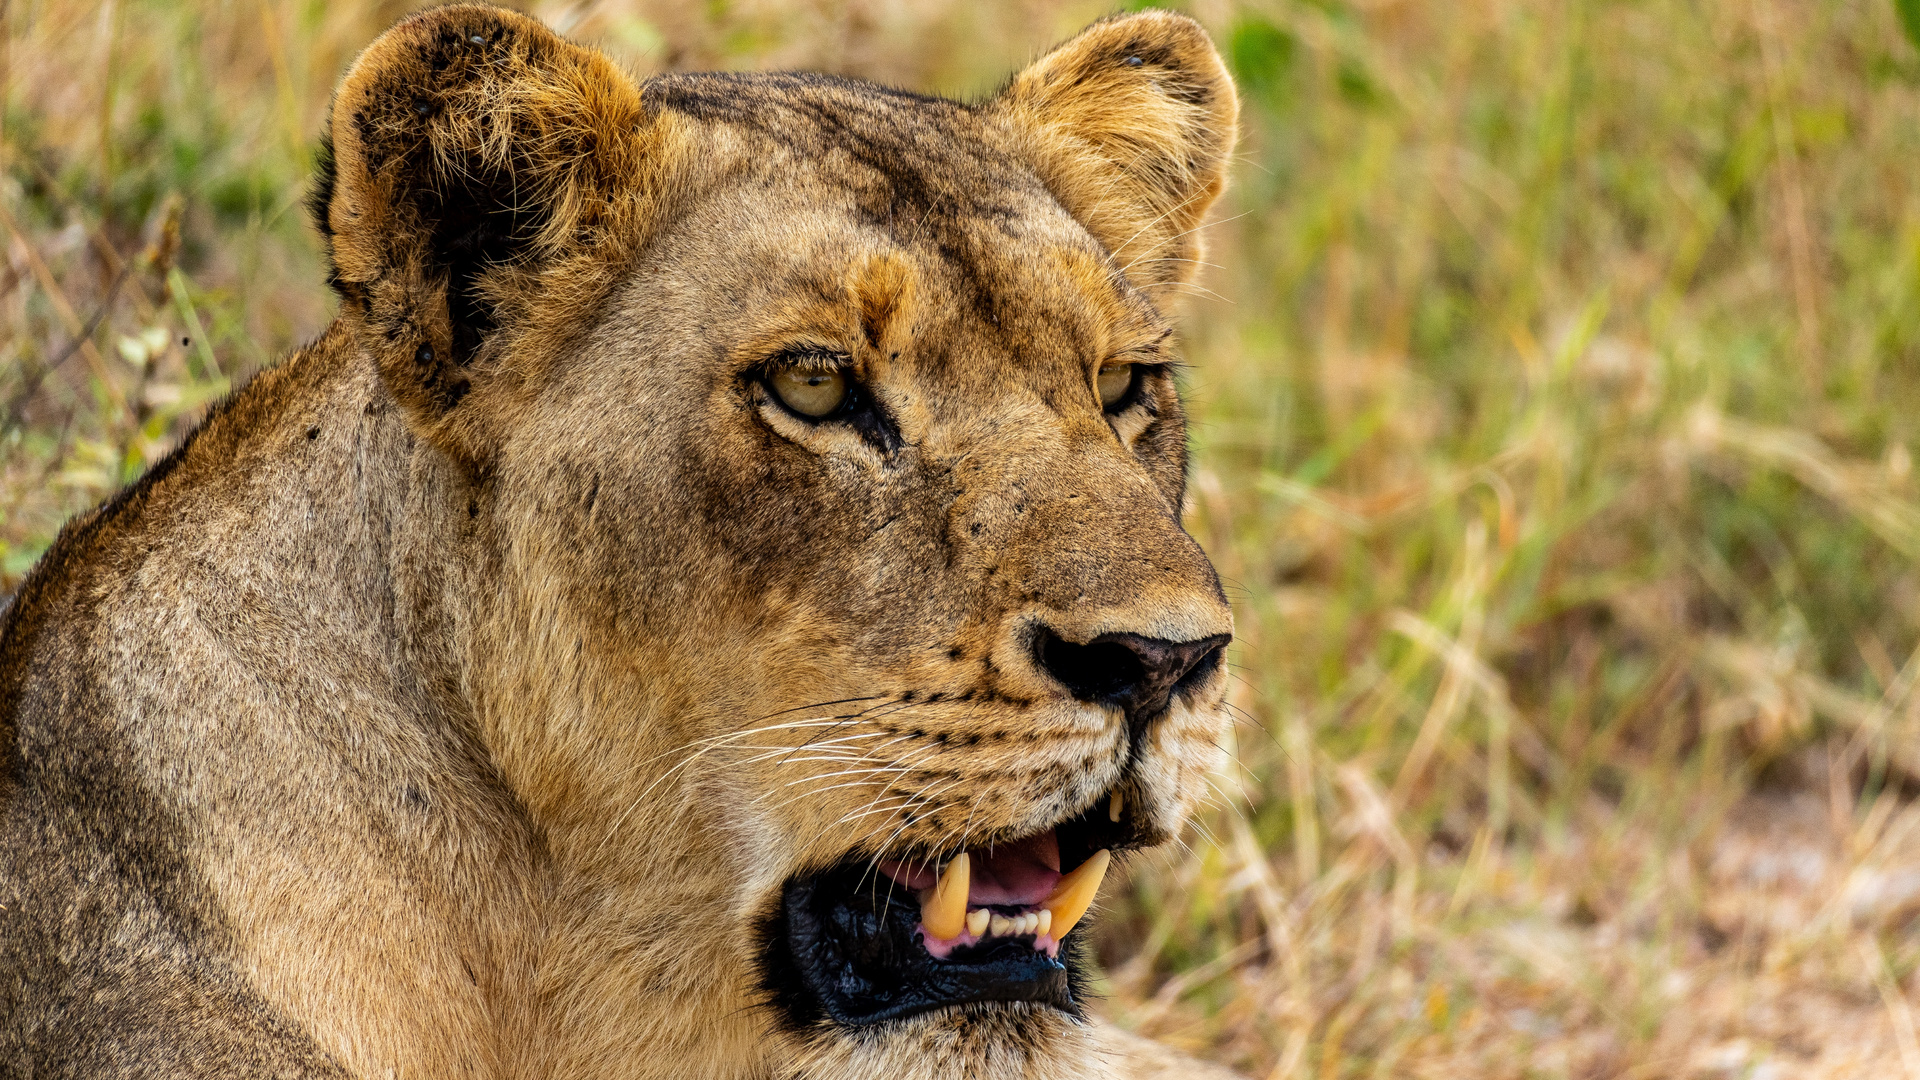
<box><xmin>3</xmin><ymin>0</ymin><xmax>1919</xmax><ymax>1075</ymax></box>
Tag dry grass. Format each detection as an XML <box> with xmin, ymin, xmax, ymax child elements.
<box><xmin>4</xmin><ymin>1</ymin><xmax>1920</xmax><ymax>1076</ymax></box>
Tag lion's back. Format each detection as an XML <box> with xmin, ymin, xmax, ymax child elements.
<box><xmin>0</xmin><ymin>340</ymin><xmax>364</xmax><ymax>1079</ymax></box>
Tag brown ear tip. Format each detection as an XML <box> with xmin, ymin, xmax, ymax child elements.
<box><xmin>1050</xmin><ymin>10</ymin><xmax>1231</xmax><ymax>103</ymax></box>
<box><xmin>388</xmin><ymin>2</ymin><xmax>542</xmax><ymax>36</ymax></box>
<box><xmin>1086</xmin><ymin>8</ymin><xmax>1220</xmax><ymax>51</ymax></box>
<box><xmin>331</xmin><ymin>2</ymin><xmax>589</xmax><ymax>149</ymax></box>
<box><xmin>1093</xmin><ymin>8</ymin><xmax>1208</xmax><ymax>31</ymax></box>
<box><xmin>345</xmin><ymin>3</ymin><xmax>551</xmax><ymax>80</ymax></box>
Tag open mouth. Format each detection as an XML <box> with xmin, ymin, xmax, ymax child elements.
<box><xmin>761</xmin><ymin>788</ymin><xmax>1147</xmax><ymax>1028</ymax></box>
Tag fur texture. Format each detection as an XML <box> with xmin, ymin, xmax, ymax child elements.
<box><xmin>0</xmin><ymin>7</ymin><xmax>1239</xmax><ymax>1078</ymax></box>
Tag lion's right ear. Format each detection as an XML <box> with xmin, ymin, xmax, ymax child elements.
<box><xmin>314</xmin><ymin>4</ymin><xmax>660</xmax><ymax>462</ymax></box>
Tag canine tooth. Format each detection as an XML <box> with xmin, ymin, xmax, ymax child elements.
<box><xmin>989</xmin><ymin>914</ymin><xmax>1011</xmax><ymax>937</ymax></box>
<box><xmin>1109</xmin><ymin>790</ymin><xmax>1124</xmax><ymax>823</ymax></box>
<box><xmin>921</xmin><ymin>854</ymin><xmax>970</xmax><ymax>939</ymax></box>
<box><xmin>1041</xmin><ymin>849</ymin><xmax>1110</xmax><ymax>941</ymax></box>
<box><xmin>966</xmin><ymin>908</ymin><xmax>990</xmax><ymax>937</ymax></box>
<box><xmin>1036</xmin><ymin>908</ymin><xmax>1052</xmax><ymax>937</ymax></box>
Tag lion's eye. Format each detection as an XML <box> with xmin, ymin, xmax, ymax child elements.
<box><xmin>1097</xmin><ymin>364</ymin><xmax>1135</xmax><ymax>410</ymax></box>
<box><xmin>769</xmin><ymin>368</ymin><xmax>850</xmax><ymax>418</ymax></box>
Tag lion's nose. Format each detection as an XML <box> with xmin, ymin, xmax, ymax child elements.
<box><xmin>1033</xmin><ymin>627</ymin><xmax>1231</xmax><ymax>734</ymax></box>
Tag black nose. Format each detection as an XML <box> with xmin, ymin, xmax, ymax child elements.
<box><xmin>1034</xmin><ymin>627</ymin><xmax>1231</xmax><ymax>734</ymax></box>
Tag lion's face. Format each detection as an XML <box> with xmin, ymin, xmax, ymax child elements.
<box><xmin>320</xmin><ymin>6</ymin><xmax>1236</xmax><ymax>1074</ymax></box>
<box><xmin>520</xmin><ymin>113</ymin><xmax>1233</xmax><ymax>1028</ymax></box>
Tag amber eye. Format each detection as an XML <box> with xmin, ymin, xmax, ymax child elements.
<box><xmin>1097</xmin><ymin>363</ymin><xmax>1135</xmax><ymax>410</ymax></box>
<box><xmin>769</xmin><ymin>367</ymin><xmax>850</xmax><ymax>418</ymax></box>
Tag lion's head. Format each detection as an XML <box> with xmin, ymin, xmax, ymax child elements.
<box><xmin>318</xmin><ymin>5</ymin><xmax>1236</xmax><ymax>1074</ymax></box>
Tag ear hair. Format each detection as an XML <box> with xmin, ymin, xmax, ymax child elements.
<box><xmin>315</xmin><ymin>3</ymin><xmax>662</xmax><ymax>462</ymax></box>
<box><xmin>993</xmin><ymin>12</ymin><xmax>1238</xmax><ymax>303</ymax></box>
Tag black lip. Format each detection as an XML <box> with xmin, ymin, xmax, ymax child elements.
<box><xmin>759</xmin><ymin>795</ymin><xmax>1144</xmax><ymax>1030</ymax></box>
<box><xmin>765</xmin><ymin>863</ymin><xmax>1084</xmax><ymax>1027</ymax></box>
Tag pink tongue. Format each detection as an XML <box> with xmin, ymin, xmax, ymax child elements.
<box><xmin>878</xmin><ymin>830</ymin><xmax>1062</xmax><ymax>908</ymax></box>
<box><xmin>967</xmin><ymin>830</ymin><xmax>1061</xmax><ymax>906</ymax></box>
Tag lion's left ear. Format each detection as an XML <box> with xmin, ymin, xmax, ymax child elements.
<box><xmin>992</xmin><ymin>12</ymin><xmax>1238</xmax><ymax>301</ymax></box>
<box><xmin>316</xmin><ymin>4</ymin><xmax>663</xmax><ymax>463</ymax></box>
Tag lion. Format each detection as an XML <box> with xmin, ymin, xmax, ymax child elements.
<box><xmin>0</xmin><ymin>5</ymin><xmax>1242</xmax><ymax>1077</ymax></box>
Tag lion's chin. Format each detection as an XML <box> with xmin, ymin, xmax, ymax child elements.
<box><xmin>786</xmin><ymin>1002</ymin><xmax>1113</xmax><ymax>1080</ymax></box>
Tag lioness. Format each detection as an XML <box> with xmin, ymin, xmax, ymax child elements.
<box><xmin>0</xmin><ymin>5</ymin><xmax>1240</xmax><ymax>1077</ymax></box>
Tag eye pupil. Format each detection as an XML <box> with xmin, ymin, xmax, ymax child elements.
<box><xmin>769</xmin><ymin>366</ymin><xmax>851</xmax><ymax>418</ymax></box>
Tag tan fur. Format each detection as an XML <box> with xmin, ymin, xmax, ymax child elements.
<box><xmin>0</xmin><ymin>6</ymin><xmax>1241</xmax><ymax>1078</ymax></box>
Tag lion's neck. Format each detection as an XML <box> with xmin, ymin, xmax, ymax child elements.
<box><xmin>460</xmin><ymin>605</ymin><xmax>782</xmax><ymax>1075</ymax></box>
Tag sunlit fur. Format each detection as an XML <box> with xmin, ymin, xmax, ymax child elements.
<box><xmin>0</xmin><ymin>5</ymin><xmax>1240</xmax><ymax>1078</ymax></box>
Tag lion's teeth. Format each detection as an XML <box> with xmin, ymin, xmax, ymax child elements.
<box><xmin>1041</xmin><ymin>849</ymin><xmax>1110</xmax><ymax>941</ymax></box>
<box><xmin>921</xmin><ymin>851</ymin><xmax>1105</xmax><ymax>943</ymax></box>
<box><xmin>921</xmin><ymin>853</ymin><xmax>970</xmax><ymax>939</ymax></box>
<box><xmin>1109</xmin><ymin>790</ymin><xmax>1124</xmax><ymax>823</ymax></box>
<box><xmin>953</xmin><ymin>909</ymin><xmax>1055</xmax><ymax>939</ymax></box>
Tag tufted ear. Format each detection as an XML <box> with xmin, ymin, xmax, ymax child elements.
<box><xmin>313</xmin><ymin>4</ymin><xmax>662</xmax><ymax>462</ymax></box>
<box><xmin>993</xmin><ymin>12</ymin><xmax>1238</xmax><ymax>301</ymax></box>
